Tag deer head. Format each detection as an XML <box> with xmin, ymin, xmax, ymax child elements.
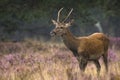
<box><xmin>50</xmin><ymin>8</ymin><xmax>74</xmax><ymax>37</ymax></box>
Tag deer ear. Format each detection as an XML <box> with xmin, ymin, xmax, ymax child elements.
<box><xmin>65</xmin><ymin>23</ymin><xmax>71</xmax><ymax>27</ymax></box>
<box><xmin>52</xmin><ymin>20</ymin><xmax>57</xmax><ymax>25</ymax></box>
<box><xmin>65</xmin><ymin>19</ymin><xmax>74</xmax><ymax>27</ymax></box>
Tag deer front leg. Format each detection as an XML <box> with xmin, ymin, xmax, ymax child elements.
<box><xmin>77</xmin><ymin>57</ymin><xmax>88</xmax><ymax>72</ymax></box>
<box><xmin>72</xmin><ymin>52</ymin><xmax>87</xmax><ymax>71</ymax></box>
<box><xmin>77</xmin><ymin>50</ymin><xmax>88</xmax><ymax>72</ymax></box>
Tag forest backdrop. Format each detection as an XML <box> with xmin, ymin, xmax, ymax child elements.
<box><xmin>0</xmin><ymin>0</ymin><xmax>120</xmax><ymax>41</ymax></box>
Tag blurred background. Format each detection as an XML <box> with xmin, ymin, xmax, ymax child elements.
<box><xmin>0</xmin><ymin>0</ymin><xmax>120</xmax><ymax>41</ymax></box>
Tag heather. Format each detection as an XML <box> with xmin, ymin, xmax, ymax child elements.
<box><xmin>0</xmin><ymin>38</ymin><xmax>120</xmax><ymax>80</ymax></box>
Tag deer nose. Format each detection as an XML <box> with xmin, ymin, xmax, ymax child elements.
<box><xmin>50</xmin><ymin>31</ymin><xmax>56</xmax><ymax>37</ymax></box>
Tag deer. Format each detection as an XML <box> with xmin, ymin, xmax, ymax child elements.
<box><xmin>50</xmin><ymin>8</ymin><xmax>110</xmax><ymax>75</ymax></box>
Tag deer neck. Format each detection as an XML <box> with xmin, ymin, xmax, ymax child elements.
<box><xmin>62</xmin><ymin>28</ymin><xmax>79</xmax><ymax>50</ymax></box>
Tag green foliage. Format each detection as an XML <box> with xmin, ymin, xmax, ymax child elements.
<box><xmin>0</xmin><ymin>0</ymin><xmax>119</xmax><ymax>41</ymax></box>
<box><xmin>0</xmin><ymin>1</ymin><xmax>118</xmax><ymax>18</ymax></box>
<box><xmin>0</xmin><ymin>0</ymin><xmax>119</xmax><ymax>22</ymax></box>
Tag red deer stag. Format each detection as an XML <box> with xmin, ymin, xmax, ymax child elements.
<box><xmin>50</xmin><ymin>8</ymin><xmax>109</xmax><ymax>74</ymax></box>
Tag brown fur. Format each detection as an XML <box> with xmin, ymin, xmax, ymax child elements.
<box><xmin>51</xmin><ymin>27</ymin><xmax>109</xmax><ymax>74</ymax></box>
<box><xmin>50</xmin><ymin>8</ymin><xmax>109</xmax><ymax>74</ymax></box>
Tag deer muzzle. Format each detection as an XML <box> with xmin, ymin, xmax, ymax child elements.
<box><xmin>50</xmin><ymin>31</ymin><xmax>56</xmax><ymax>37</ymax></box>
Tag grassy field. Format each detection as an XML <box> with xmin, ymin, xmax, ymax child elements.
<box><xmin>0</xmin><ymin>39</ymin><xmax>120</xmax><ymax>80</ymax></box>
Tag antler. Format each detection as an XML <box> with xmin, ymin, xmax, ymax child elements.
<box><xmin>63</xmin><ymin>8</ymin><xmax>73</xmax><ymax>22</ymax></box>
<box><xmin>57</xmin><ymin>8</ymin><xmax>63</xmax><ymax>22</ymax></box>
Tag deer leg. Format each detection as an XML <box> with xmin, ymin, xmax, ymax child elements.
<box><xmin>78</xmin><ymin>58</ymin><xmax>87</xmax><ymax>72</ymax></box>
<box><xmin>72</xmin><ymin>51</ymin><xmax>79</xmax><ymax>57</ymax></box>
<box><xmin>102</xmin><ymin>53</ymin><xmax>108</xmax><ymax>72</ymax></box>
<box><xmin>93</xmin><ymin>60</ymin><xmax>101</xmax><ymax>75</ymax></box>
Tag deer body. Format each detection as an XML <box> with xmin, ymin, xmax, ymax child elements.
<box><xmin>62</xmin><ymin>29</ymin><xmax>104</xmax><ymax>59</ymax></box>
<box><xmin>50</xmin><ymin>8</ymin><xmax>109</xmax><ymax>74</ymax></box>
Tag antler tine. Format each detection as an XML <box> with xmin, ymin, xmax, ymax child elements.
<box><xmin>57</xmin><ymin>8</ymin><xmax>63</xmax><ymax>22</ymax></box>
<box><xmin>63</xmin><ymin>8</ymin><xmax>73</xmax><ymax>22</ymax></box>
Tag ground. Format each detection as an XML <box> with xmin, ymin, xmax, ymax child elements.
<box><xmin>0</xmin><ymin>39</ymin><xmax>120</xmax><ymax>80</ymax></box>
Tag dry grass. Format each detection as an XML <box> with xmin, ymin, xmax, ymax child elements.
<box><xmin>0</xmin><ymin>39</ymin><xmax>120</xmax><ymax>80</ymax></box>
